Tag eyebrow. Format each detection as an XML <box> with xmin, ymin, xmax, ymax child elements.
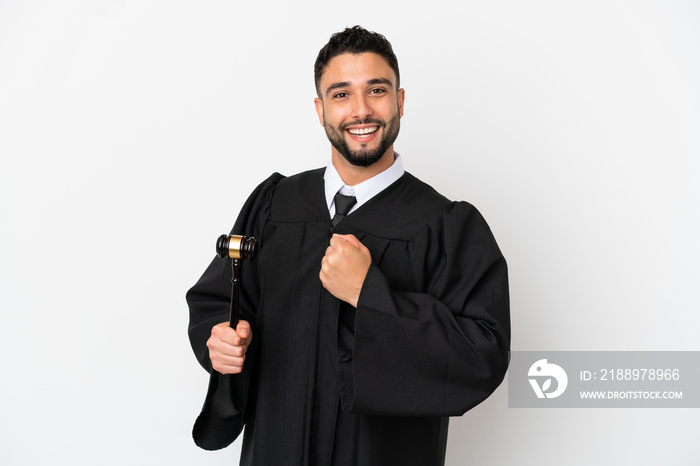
<box><xmin>324</xmin><ymin>78</ymin><xmax>394</xmax><ymax>97</ymax></box>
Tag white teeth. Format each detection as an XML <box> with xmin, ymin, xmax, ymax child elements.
<box><xmin>348</xmin><ymin>126</ymin><xmax>378</xmax><ymax>135</ymax></box>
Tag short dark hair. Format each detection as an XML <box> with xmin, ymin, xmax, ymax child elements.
<box><xmin>314</xmin><ymin>26</ymin><xmax>400</xmax><ymax>98</ymax></box>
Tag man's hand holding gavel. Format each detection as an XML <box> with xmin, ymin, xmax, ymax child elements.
<box><xmin>207</xmin><ymin>320</ymin><xmax>252</xmax><ymax>375</ymax></box>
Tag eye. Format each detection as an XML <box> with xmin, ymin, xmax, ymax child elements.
<box><xmin>369</xmin><ymin>88</ymin><xmax>386</xmax><ymax>95</ymax></box>
<box><xmin>333</xmin><ymin>92</ymin><xmax>348</xmax><ymax>99</ymax></box>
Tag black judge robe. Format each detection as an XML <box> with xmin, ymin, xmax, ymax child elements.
<box><xmin>187</xmin><ymin>168</ymin><xmax>510</xmax><ymax>466</ymax></box>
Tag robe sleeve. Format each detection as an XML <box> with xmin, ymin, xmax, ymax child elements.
<box><xmin>186</xmin><ymin>173</ymin><xmax>281</xmax><ymax>450</ymax></box>
<box><xmin>339</xmin><ymin>201</ymin><xmax>510</xmax><ymax>417</ymax></box>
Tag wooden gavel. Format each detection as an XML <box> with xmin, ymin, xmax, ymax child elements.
<box><xmin>216</xmin><ymin>234</ymin><xmax>257</xmax><ymax>329</ymax></box>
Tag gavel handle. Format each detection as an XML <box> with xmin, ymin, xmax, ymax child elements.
<box><xmin>229</xmin><ymin>259</ymin><xmax>241</xmax><ymax>329</ymax></box>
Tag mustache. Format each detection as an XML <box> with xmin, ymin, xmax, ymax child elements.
<box><xmin>339</xmin><ymin>118</ymin><xmax>385</xmax><ymax>131</ymax></box>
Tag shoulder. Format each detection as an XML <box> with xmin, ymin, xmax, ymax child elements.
<box><xmin>397</xmin><ymin>172</ymin><xmax>487</xmax><ymax>226</ymax></box>
<box><xmin>385</xmin><ymin>172</ymin><xmax>449</xmax><ymax>204</ymax></box>
<box><xmin>246</xmin><ymin>168</ymin><xmax>322</xmax><ymax>206</ymax></box>
<box><xmin>268</xmin><ymin>167</ymin><xmax>327</xmax><ymax>223</ymax></box>
<box><xmin>238</xmin><ymin>172</ymin><xmax>286</xmax><ymax>216</ymax></box>
<box><xmin>273</xmin><ymin>167</ymin><xmax>324</xmax><ymax>196</ymax></box>
<box><xmin>348</xmin><ymin>172</ymin><xmax>465</xmax><ymax>240</ymax></box>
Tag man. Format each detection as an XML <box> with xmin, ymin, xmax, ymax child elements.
<box><xmin>187</xmin><ymin>26</ymin><xmax>510</xmax><ymax>466</ymax></box>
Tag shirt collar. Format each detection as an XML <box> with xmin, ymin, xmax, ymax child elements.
<box><xmin>324</xmin><ymin>153</ymin><xmax>405</xmax><ymax>215</ymax></box>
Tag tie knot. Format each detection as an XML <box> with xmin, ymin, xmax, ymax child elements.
<box><xmin>333</xmin><ymin>192</ymin><xmax>357</xmax><ymax>217</ymax></box>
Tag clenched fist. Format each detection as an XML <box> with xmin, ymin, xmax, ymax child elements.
<box><xmin>319</xmin><ymin>234</ymin><xmax>371</xmax><ymax>307</ymax></box>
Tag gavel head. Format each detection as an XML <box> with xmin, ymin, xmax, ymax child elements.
<box><xmin>216</xmin><ymin>234</ymin><xmax>257</xmax><ymax>260</ymax></box>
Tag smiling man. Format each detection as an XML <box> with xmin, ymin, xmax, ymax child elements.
<box><xmin>187</xmin><ymin>26</ymin><xmax>510</xmax><ymax>466</ymax></box>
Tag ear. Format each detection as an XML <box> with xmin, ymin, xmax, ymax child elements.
<box><xmin>314</xmin><ymin>97</ymin><xmax>325</xmax><ymax>126</ymax></box>
<box><xmin>397</xmin><ymin>88</ymin><xmax>405</xmax><ymax>118</ymax></box>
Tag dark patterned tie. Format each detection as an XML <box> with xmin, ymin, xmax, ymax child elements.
<box><xmin>331</xmin><ymin>192</ymin><xmax>357</xmax><ymax>227</ymax></box>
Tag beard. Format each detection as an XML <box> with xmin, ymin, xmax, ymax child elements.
<box><xmin>323</xmin><ymin>113</ymin><xmax>401</xmax><ymax>168</ymax></box>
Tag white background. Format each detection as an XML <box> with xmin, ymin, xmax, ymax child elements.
<box><xmin>1</xmin><ymin>1</ymin><xmax>698</xmax><ymax>465</ymax></box>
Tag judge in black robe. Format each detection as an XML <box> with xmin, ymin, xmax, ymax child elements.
<box><xmin>187</xmin><ymin>166</ymin><xmax>510</xmax><ymax>465</ymax></box>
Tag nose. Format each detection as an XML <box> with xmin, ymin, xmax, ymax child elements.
<box><xmin>351</xmin><ymin>93</ymin><xmax>373</xmax><ymax>121</ymax></box>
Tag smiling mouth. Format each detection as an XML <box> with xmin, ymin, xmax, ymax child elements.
<box><xmin>346</xmin><ymin>126</ymin><xmax>379</xmax><ymax>139</ymax></box>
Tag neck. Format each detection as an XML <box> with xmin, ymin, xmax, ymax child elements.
<box><xmin>331</xmin><ymin>148</ymin><xmax>395</xmax><ymax>186</ymax></box>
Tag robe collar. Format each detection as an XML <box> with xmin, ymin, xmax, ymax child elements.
<box><xmin>323</xmin><ymin>153</ymin><xmax>404</xmax><ymax>217</ymax></box>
